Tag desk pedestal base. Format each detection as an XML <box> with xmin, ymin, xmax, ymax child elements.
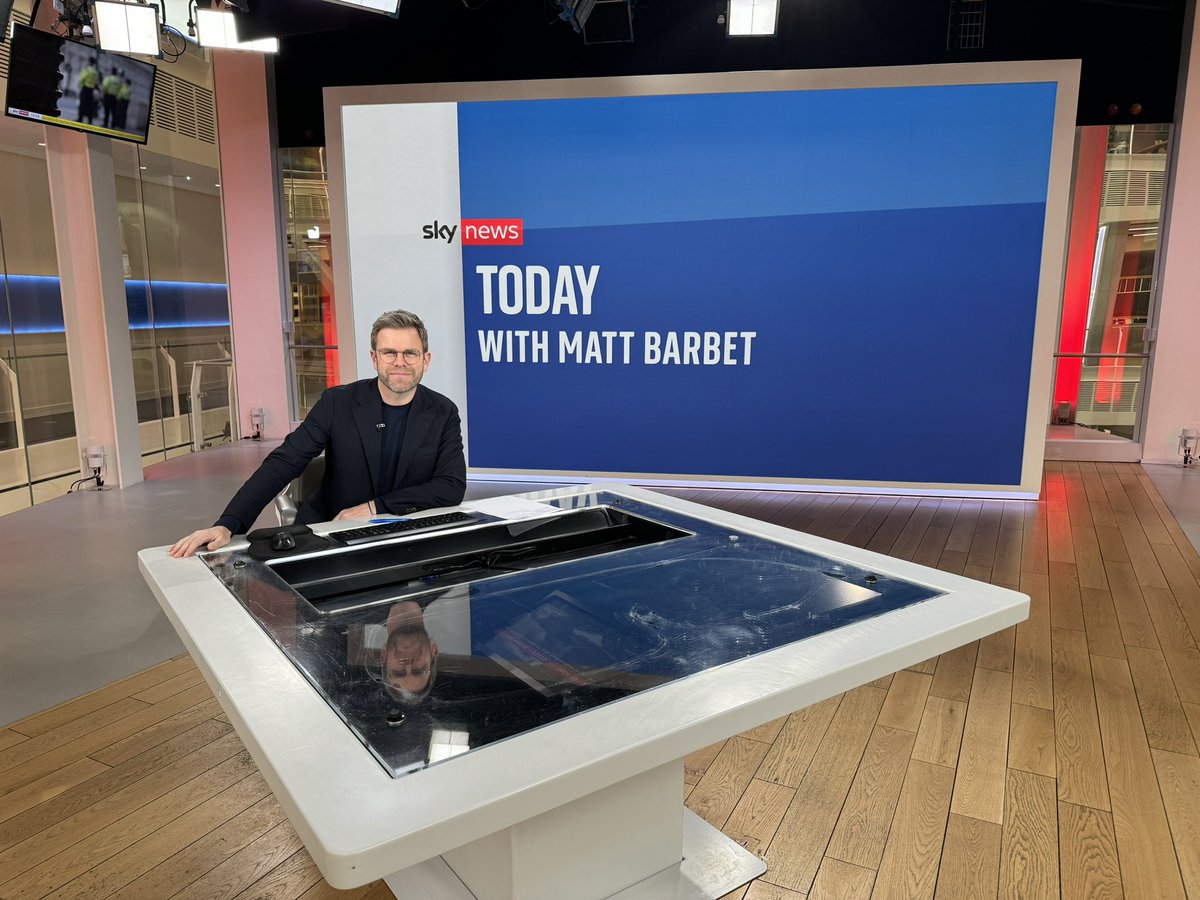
<box><xmin>382</xmin><ymin>761</ymin><xmax>766</xmax><ymax>900</ymax></box>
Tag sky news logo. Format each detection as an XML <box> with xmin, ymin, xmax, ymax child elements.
<box><xmin>421</xmin><ymin>219</ymin><xmax>524</xmax><ymax>245</ymax></box>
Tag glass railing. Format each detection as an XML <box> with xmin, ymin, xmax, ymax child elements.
<box><xmin>1050</xmin><ymin>354</ymin><xmax>1146</xmax><ymax>440</ymax></box>
<box><xmin>1052</xmin><ymin>123</ymin><xmax>1171</xmax><ymax>447</ymax></box>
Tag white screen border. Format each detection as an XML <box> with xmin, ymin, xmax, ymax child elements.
<box><xmin>325</xmin><ymin>61</ymin><xmax>1080</xmax><ymax>498</ymax></box>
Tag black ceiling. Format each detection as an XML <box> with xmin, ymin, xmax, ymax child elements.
<box><xmin>243</xmin><ymin>0</ymin><xmax>1189</xmax><ymax>147</ymax></box>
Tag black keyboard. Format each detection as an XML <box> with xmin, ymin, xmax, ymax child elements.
<box><xmin>330</xmin><ymin>511</ymin><xmax>479</xmax><ymax>545</ymax></box>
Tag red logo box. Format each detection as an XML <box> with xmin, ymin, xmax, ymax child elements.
<box><xmin>461</xmin><ymin>219</ymin><xmax>524</xmax><ymax>245</ymax></box>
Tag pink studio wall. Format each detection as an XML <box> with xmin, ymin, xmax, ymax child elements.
<box><xmin>212</xmin><ymin>50</ymin><xmax>290</xmax><ymax>440</ymax></box>
<box><xmin>1144</xmin><ymin>10</ymin><xmax>1200</xmax><ymax>463</ymax></box>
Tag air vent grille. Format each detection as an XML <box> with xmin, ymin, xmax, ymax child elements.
<box><xmin>1076</xmin><ymin>379</ymin><xmax>1139</xmax><ymax>413</ymax></box>
<box><xmin>151</xmin><ymin>71</ymin><xmax>217</xmax><ymax>145</ymax></box>
<box><xmin>0</xmin><ymin>10</ymin><xmax>32</xmax><ymax>80</ymax></box>
<box><xmin>1102</xmin><ymin>170</ymin><xmax>1165</xmax><ymax>208</ymax></box>
<box><xmin>288</xmin><ymin>190</ymin><xmax>330</xmax><ymax>222</ymax></box>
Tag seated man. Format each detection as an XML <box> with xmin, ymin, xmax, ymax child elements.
<box><xmin>170</xmin><ymin>309</ymin><xmax>465</xmax><ymax>558</ymax></box>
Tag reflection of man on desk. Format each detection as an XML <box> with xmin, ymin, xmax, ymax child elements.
<box><xmin>380</xmin><ymin>600</ymin><xmax>439</xmax><ymax>702</ymax></box>
<box><xmin>170</xmin><ymin>309</ymin><xmax>466</xmax><ymax>557</ymax></box>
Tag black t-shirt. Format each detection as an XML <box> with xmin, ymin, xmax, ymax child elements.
<box><xmin>378</xmin><ymin>400</ymin><xmax>410</xmax><ymax>497</ymax></box>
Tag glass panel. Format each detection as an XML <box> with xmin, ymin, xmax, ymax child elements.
<box><xmin>282</xmin><ymin>147</ymin><xmax>338</xmax><ymax>419</ymax></box>
<box><xmin>1083</xmin><ymin>222</ymin><xmax>1156</xmax><ymax>360</ymax></box>
<box><xmin>294</xmin><ymin>346</ymin><xmax>337</xmax><ymax>417</ymax></box>
<box><xmin>1065</xmin><ymin>355</ymin><xmax>1145</xmax><ymax>440</ymax></box>
<box><xmin>114</xmin><ymin>142</ymin><xmax>233</xmax><ymax>464</ymax></box>
<box><xmin>1052</xmin><ymin>123</ymin><xmax>1169</xmax><ymax>441</ymax></box>
<box><xmin>1107</xmin><ymin>122</ymin><xmax>1171</xmax><ymax>156</ymax></box>
<box><xmin>203</xmin><ymin>492</ymin><xmax>943</xmax><ymax>777</ymax></box>
<box><xmin>0</xmin><ymin>117</ymin><xmax>75</xmax><ymax>516</ymax></box>
<box><xmin>113</xmin><ymin>142</ymin><xmax>173</xmax><ymax>461</ymax></box>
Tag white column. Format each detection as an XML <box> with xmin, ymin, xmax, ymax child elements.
<box><xmin>1143</xmin><ymin>7</ymin><xmax>1200</xmax><ymax>463</ymax></box>
<box><xmin>43</xmin><ymin>128</ymin><xmax>143</xmax><ymax>488</ymax></box>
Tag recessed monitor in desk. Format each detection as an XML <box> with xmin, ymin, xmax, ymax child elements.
<box><xmin>274</xmin><ymin>506</ymin><xmax>690</xmax><ymax>612</ymax></box>
<box><xmin>203</xmin><ymin>492</ymin><xmax>943</xmax><ymax>778</ymax></box>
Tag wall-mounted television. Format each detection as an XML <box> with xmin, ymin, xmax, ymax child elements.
<box><xmin>4</xmin><ymin>24</ymin><xmax>156</xmax><ymax>144</ymax></box>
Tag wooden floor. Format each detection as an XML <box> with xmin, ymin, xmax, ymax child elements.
<box><xmin>2</xmin><ymin>461</ymin><xmax>1199</xmax><ymax>899</ymax></box>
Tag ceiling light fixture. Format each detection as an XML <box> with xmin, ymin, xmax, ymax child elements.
<box><xmin>92</xmin><ymin>1</ymin><xmax>162</xmax><ymax>55</ymax></box>
<box><xmin>727</xmin><ymin>0</ymin><xmax>778</xmax><ymax>36</ymax></box>
<box><xmin>317</xmin><ymin>0</ymin><xmax>400</xmax><ymax>14</ymax></box>
<box><xmin>194</xmin><ymin>8</ymin><xmax>279</xmax><ymax>51</ymax></box>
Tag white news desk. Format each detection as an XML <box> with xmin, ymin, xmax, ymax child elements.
<box><xmin>138</xmin><ymin>484</ymin><xmax>1028</xmax><ymax>899</ymax></box>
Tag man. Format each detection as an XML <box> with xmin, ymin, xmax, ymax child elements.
<box><xmin>77</xmin><ymin>58</ymin><xmax>100</xmax><ymax>124</ymax></box>
<box><xmin>170</xmin><ymin>309</ymin><xmax>466</xmax><ymax>558</ymax></box>
<box><xmin>380</xmin><ymin>600</ymin><xmax>439</xmax><ymax>703</ymax></box>
<box><xmin>114</xmin><ymin>78</ymin><xmax>132</xmax><ymax>130</ymax></box>
<box><xmin>100</xmin><ymin>68</ymin><xmax>122</xmax><ymax>128</ymax></box>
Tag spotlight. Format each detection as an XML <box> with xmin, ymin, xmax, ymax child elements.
<box><xmin>727</xmin><ymin>0</ymin><xmax>778</xmax><ymax>36</ymax></box>
<box><xmin>194</xmin><ymin>7</ymin><xmax>278</xmax><ymax>51</ymax></box>
<box><xmin>93</xmin><ymin>1</ymin><xmax>161</xmax><ymax>55</ymax></box>
<box><xmin>317</xmin><ymin>0</ymin><xmax>400</xmax><ymax>13</ymax></box>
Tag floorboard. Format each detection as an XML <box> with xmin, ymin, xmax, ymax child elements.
<box><xmin>5</xmin><ymin>463</ymin><xmax>1199</xmax><ymax>898</ymax></box>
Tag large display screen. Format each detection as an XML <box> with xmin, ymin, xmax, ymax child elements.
<box><xmin>5</xmin><ymin>24</ymin><xmax>156</xmax><ymax>144</ymax></box>
<box><xmin>340</xmin><ymin>67</ymin><xmax>1073</xmax><ymax>491</ymax></box>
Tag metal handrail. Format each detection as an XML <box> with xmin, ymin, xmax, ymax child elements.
<box><xmin>0</xmin><ymin>356</ymin><xmax>25</xmax><ymax>450</ymax></box>
<box><xmin>189</xmin><ymin>359</ymin><xmax>240</xmax><ymax>451</ymax></box>
<box><xmin>157</xmin><ymin>346</ymin><xmax>180</xmax><ymax>418</ymax></box>
<box><xmin>1053</xmin><ymin>352</ymin><xmax>1150</xmax><ymax>359</ymax></box>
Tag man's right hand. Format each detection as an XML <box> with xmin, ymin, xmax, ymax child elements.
<box><xmin>170</xmin><ymin>526</ymin><xmax>232</xmax><ymax>558</ymax></box>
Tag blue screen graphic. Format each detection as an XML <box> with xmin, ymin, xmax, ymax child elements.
<box><xmin>457</xmin><ymin>83</ymin><xmax>1057</xmax><ymax>485</ymax></box>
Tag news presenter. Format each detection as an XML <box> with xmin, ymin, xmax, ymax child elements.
<box><xmin>169</xmin><ymin>310</ymin><xmax>466</xmax><ymax>558</ymax></box>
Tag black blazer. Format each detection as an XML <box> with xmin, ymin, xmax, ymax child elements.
<box><xmin>215</xmin><ymin>380</ymin><xmax>466</xmax><ymax>533</ymax></box>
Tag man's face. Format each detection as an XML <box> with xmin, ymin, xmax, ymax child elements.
<box><xmin>383</xmin><ymin>633</ymin><xmax>436</xmax><ymax>695</ymax></box>
<box><xmin>371</xmin><ymin>327</ymin><xmax>430</xmax><ymax>402</ymax></box>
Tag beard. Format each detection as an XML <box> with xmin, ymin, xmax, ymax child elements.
<box><xmin>379</xmin><ymin>367</ymin><xmax>422</xmax><ymax>397</ymax></box>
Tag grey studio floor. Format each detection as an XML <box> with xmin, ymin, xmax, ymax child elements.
<box><xmin>3</xmin><ymin>442</ymin><xmax>1200</xmax><ymax>728</ymax></box>
<box><xmin>0</xmin><ymin>441</ymin><xmax>554</xmax><ymax>726</ymax></box>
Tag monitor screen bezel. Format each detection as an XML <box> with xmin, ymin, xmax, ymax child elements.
<box><xmin>4</xmin><ymin>23</ymin><xmax>158</xmax><ymax>145</ymax></box>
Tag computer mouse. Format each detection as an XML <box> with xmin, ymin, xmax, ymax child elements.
<box><xmin>271</xmin><ymin>531</ymin><xmax>297</xmax><ymax>551</ymax></box>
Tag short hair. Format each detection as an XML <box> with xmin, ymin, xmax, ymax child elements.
<box><xmin>370</xmin><ymin>309</ymin><xmax>429</xmax><ymax>353</ymax></box>
<box><xmin>380</xmin><ymin>626</ymin><xmax>438</xmax><ymax>704</ymax></box>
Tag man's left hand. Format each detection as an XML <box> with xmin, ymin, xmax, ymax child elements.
<box><xmin>335</xmin><ymin>502</ymin><xmax>374</xmax><ymax>521</ymax></box>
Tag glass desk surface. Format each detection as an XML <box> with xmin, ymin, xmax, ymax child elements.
<box><xmin>201</xmin><ymin>491</ymin><xmax>944</xmax><ymax>778</ymax></box>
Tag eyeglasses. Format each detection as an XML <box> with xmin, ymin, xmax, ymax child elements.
<box><xmin>386</xmin><ymin>654</ymin><xmax>430</xmax><ymax>678</ymax></box>
<box><xmin>376</xmin><ymin>348</ymin><xmax>423</xmax><ymax>363</ymax></box>
<box><xmin>388</xmin><ymin>663</ymin><xmax>430</xmax><ymax>679</ymax></box>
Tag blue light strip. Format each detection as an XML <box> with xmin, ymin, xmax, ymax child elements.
<box><xmin>1</xmin><ymin>275</ymin><xmax>231</xmax><ymax>334</ymax></box>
